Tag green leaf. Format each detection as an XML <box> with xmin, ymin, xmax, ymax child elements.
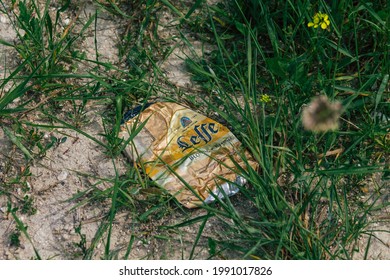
<box><xmin>208</xmin><ymin>237</ymin><xmax>217</xmax><ymax>256</ymax></box>
<box><xmin>10</xmin><ymin>206</ymin><xmax>41</xmax><ymax>259</ymax></box>
<box><xmin>265</xmin><ymin>57</ymin><xmax>288</xmax><ymax>79</ymax></box>
<box><xmin>3</xmin><ymin>126</ymin><xmax>34</xmax><ymax>160</ymax></box>
<box><xmin>185</xmin><ymin>0</ymin><xmax>205</xmax><ymax>20</ymax></box>
<box><xmin>374</xmin><ymin>74</ymin><xmax>389</xmax><ymax>112</ymax></box>
<box><xmin>324</xmin><ymin>39</ymin><xmax>357</xmax><ymax>61</ymax></box>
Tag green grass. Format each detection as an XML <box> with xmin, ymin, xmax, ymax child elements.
<box><xmin>0</xmin><ymin>0</ymin><xmax>388</xmax><ymax>259</ymax></box>
<box><xmin>180</xmin><ymin>0</ymin><xmax>389</xmax><ymax>259</ymax></box>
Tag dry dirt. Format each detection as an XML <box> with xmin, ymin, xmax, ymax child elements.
<box><xmin>0</xmin><ymin>0</ymin><xmax>389</xmax><ymax>260</ymax></box>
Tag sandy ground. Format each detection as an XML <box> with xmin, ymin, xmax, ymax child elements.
<box><xmin>0</xmin><ymin>0</ymin><xmax>389</xmax><ymax>260</ymax></box>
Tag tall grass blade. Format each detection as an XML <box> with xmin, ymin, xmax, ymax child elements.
<box><xmin>10</xmin><ymin>206</ymin><xmax>41</xmax><ymax>260</ymax></box>
<box><xmin>3</xmin><ymin>126</ymin><xmax>33</xmax><ymax>159</ymax></box>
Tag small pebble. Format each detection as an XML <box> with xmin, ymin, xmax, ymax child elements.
<box><xmin>57</xmin><ymin>170</ymin><xmax>69</xmax><ymax>181</ymax></box>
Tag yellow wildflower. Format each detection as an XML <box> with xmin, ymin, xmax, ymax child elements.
<box><xmin>308</xmin><ymin>12</ymin><xmax>331</xmax><ymax>30</ymax></box>
<box><xmin>259</xmin><ymin>94</ymin><xmax>271</xmax><ymax>103</ymax></box>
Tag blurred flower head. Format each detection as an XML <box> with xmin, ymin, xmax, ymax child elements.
<box><xmin>308</xmin><ymin>12</ymin><xmax>331</xmax><ymax>30</ymax></box>
<box><xmin>302</xmin><ymin>95</ymin><xmax>342</xmax><ymax>132</ymax></box>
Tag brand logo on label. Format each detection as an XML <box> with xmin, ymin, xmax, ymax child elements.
<box><xmin>180</xmin><ymin>116</ymin><xmax>192</xmax><ymax>128</ymax></box>
<box><xmin>177</xmin><ymin>123</ymin><xmax>219</xmax><ymax>151</ymax></box>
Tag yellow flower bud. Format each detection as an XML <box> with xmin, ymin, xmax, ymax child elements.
<box><xmin>308</xmin><ymin>12</ymin><xmax>331</xmax><ymax>30</ymax></box>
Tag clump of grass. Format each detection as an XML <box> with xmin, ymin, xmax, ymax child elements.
<box><xmin>0</xmin><ymin>0</ymin><xmax>88</xmax><ymax>76</ymax></box>
<box><xmin>9</xmin><ymin>230</ymin><xmax>21</xmax><ymax>247</ymax></box>
<box><xmin>9</xmin><ymin>201</ymin><xmax>41</xmax><ymax>259</ymax></box>
<box><xmin>177</xmin><ymin>0</ymin><xmax>389</xmax><ymax>259</ymax></box>
<box><xmin>73</xmin><ymin>223</ymin><xmax>88</xmax><ymax>258</ymax></box>
<box><xmin>0</xmin><ymin>0</ymin><xmax>155</xmax><ymax>259</ymax></box>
